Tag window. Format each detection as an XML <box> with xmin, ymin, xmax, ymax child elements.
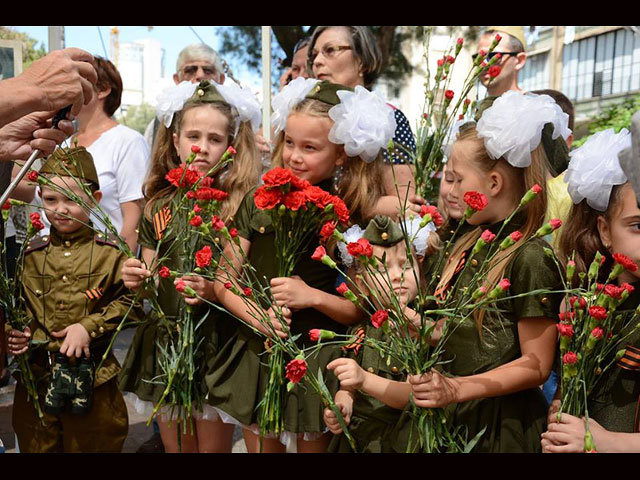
<box><xmin>520</xmin><ymin>52</ymin><xmax>550</xmax><ymax>92</ymax></box>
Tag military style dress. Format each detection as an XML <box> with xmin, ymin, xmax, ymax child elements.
<box><xmin>328</xmin><ymin>324</ymin><xmax>406</xmax><ymax>453</ymax></box>
<box><xmin>12</xmin><ymin>225</ymin><xmax>142</xmax><ymax>453</ymax></box>
<box><xmin>588</xmin><ymin>281</ymin><xmax>640</xmax><ymax>434</ymax></box>
<box><xmin>205</xmin><ymin>185</ymin><xmax>346</xmax><ymax>440</ymax></box>
<box><xmin>118</xmin><ymin>196</ymin><xmax>229</xmax><ymax>420</ymax></box>
<box><xmin>393</xmin><ymin>216</ymin><xmax>562</xmax><ymax>453</ymax></box>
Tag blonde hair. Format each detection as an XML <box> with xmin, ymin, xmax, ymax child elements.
<box><xmin>271</xmin><ymin>98</ymin><xmax>384</xmax><ymax>226</ymax></box>
<box><xmin>436</xmin><ymin>125</ymin><xmax>550</xmax><ymax>329</ymax></box>
<box><xmin>144</xmin><ymin>101</ymin><xmax>260</xmax><ymax>222</ymax></box>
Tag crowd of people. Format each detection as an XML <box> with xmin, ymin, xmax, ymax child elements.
<box><xmin>0</xmin><ymin>25</ymin><xmax>638</xmax><ymax>454</ymax></box>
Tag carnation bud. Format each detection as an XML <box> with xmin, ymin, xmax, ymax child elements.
<box><xmin>520</xmin><ymin>184</ymin><xmax>543</xmax><ymax>207</ymax></box>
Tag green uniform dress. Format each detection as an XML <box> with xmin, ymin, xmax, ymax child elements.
<box><xmin>12</xmin><ymin>225</ymin><xmax>143</xmax><ymax>453</ymax></box>
<box><xmin>588</xmin><ymin>281</ymin><xmax>640</xmax><ymax>434</ymax></box>
<box><xmin>328</xmin><ymin>324</ymin><xmax>406</xmax><ymax>453</ymax></box>
<box><xmin>204</xmin><ymin>185</ymin><xmax>346</xmax><ymax>439</ymax></box>
<box><xmin>393</xmin><ymin>216</ymin><xmax>562</xmax><ymax>453</ymax></box>
<box><xmin>118</xmin><ymin>196</ymin><xmax>230</xmax><ymax>419</ymax></box>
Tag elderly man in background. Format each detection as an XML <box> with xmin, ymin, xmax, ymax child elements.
<box><xmin>477</xmin><ymin>26</ymin><xmax>528</xmax><ymax>98</ymax></box>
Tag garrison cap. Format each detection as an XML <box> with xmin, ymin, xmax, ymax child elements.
<box><xmin>362</xmin><ymin>215</ymin><xmax>404</xmax><ymax>247</ymax></box>
<box><xmin>306</xmin><ymin>80</ymin><xmax>353</xmax><ymax>106</ymax></box>
<box><xmin>485</xmin><ymin>26</ymin><xmax>527</xmax><ymax>50</ymax></box>
<box><xmin>40</xmin><ymin>147</ymin><xmax>100</xmax><ymax>189</ymax></box>
<box><xmin>188</xmin><ymin>80</ymin><xmax>226</xmax><ymax>105</ymax></box>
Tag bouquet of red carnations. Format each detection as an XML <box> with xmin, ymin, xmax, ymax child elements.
<box><xmin>556</xmin><ymin>251</ymin><xmax>640</xmax><ymax>452</ymax></box>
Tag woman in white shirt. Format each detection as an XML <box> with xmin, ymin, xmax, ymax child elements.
<box><xmin>69</xmin><ymin>56</ymin><xmax>150</xmax><ymax>252</ymax></box>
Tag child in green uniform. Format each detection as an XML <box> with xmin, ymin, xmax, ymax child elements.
<box><xmin>323</xmin><ymin>215</ymin><xmax>439</xmax><ymax>453</ymax></box>
<box><xmin>6</xmin><ymin>147</ymin><xmax>143</xmax><ymax>453</ymax></box>
<box><xmin>208</xmin><ymin>78</ymin><xmax>396</xmax><ymax>453</ymax></box>
<box><xmin>118</xmin><ymin>80</ymin><xmax>260</xmax><ymax>453</ymax></box>
<box><xmin>541</xmin><ymin>128</ymin><xmax>640</xmax><ymax>453</ymax></box>
<box><xmin>408</xmin><ymin>91</ymin><xmax>570</xmax><ymax>453</ymax></box>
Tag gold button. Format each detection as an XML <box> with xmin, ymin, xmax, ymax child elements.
<box><xmin>64</xmin><ymin>241</ymin><xmax>71</xmax><ymax>247</ymax></box>
<box><xmin>541</xmin><ymin>297</ymin><xmax>549</xmax><ymax>306</ymax></box>
<box><xmin>99</xmin><ymin>326</ymin><xmax>105</xmax><ymax>334</ymax></box>
<box><xmin>449</xmin><ymin>230</ymin><xmax>455</xmax><ymax>235</ymax></box>
<box><xmin>259</xmin><ymin>227</ymin><xmax>265</xmax><ymax>234</ymax></box>
<box><xmin>90</xmin><ymin>332</ymin><xmax>97</xmax><ymax>339</ymax></box>
<box><xmin>58</xmin><ymin>303</ymin><xmax>65</xmax><ymax>310</ymax></box>
<box><xmin>381</xmin><ymin>233</ymin><xmax>389</xmax><ymax>241</ymax></box>
<box><xmin>391</xmin><ymin>367</ymin><xmax>399</xmax><ymax>374</ymax></box>
<box><xmin>35</xmin><ymin>289</ymin><xmax>43</xmax><ymax>296</ymax></box>
<box><xmin>471</xmin><ymin>259</ymin><xmax>479</xmax><ymax>267</ymax></box>
<box><xmin>42</xmin><ymin>236</ymin><xmax>49</xmax><ymax>242</ymax></box>
<box><xmin>197</xmin><ymin>89</ymin><xmax>205</xmax><ymax>97</ymax></box>
<box><xmin>64</xmin><ymin>252</ymin><xmax>71</xmax><ymax>257</ymax></box>
<box><xmin>62</xmin><ymin>275</ymin><xmax>69</xmax><ymax>283</ymax></box>
<box><xmin>367</xmin><ymin>368</ymin><xmax>375</xmax><ymax>374</ymax></box>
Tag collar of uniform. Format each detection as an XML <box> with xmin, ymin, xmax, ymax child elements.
<box><xmin>50</xmin><ymin>224</ymin><xmax>95</xmax><ymax>247</ymax></box>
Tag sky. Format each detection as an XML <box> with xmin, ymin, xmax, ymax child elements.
<box><xmin>11</xmin><ymin>26</ymin><xmax>264</xmax><ymax>93</ymax></box>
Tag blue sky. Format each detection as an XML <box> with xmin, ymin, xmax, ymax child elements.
<box><xmin>12</xmin><ymin>26</ymin><xmax>262</xmax><ymax>90</ymax></box>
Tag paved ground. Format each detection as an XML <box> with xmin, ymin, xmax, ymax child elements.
<box><xmin>0</xmin><ymin>328</ymin><xmax>247</xmax><ymax>453</ymax></box>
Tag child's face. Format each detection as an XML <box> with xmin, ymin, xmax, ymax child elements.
<box><xmin>598</xmin><ymin>183</ymin><xmax>640</xmax><ymax>284</ymax></box>
<box><xmin>449</xmin><ymin>141</ymin><xmax>494</xmax><ymax>225</ymax></box>
<box><xmin>440</xmin><ymin>162</ymin><xmax>463</xmax><ymax>220</ymax></box>
<box><xmin>283</xmin><ymin>113</ymin><xmax>346</xmax><ymax>185</ymax></box>
<box><xmin>40</xmin><ymin>177</ymin><xmax>102</xmax><ymax>235</ymax></box>
<box><xmin>174</xmin><ymin>105</ymin><xmax>230</xmax><ymax>175</ymax></box>
<box><xmin>367</xmin><ymin>243</ymin><xmax>420</xmax><ymax>308</ymax></box>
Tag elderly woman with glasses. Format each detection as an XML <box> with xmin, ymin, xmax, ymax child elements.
<box><xmin>307</xmin><ymin>26</ymin><xmax>418</xmax><ymax>219</ymax></box>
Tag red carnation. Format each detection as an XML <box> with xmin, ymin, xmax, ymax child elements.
<box><xmin>510</xmin><ymin>231</ymin><xmax>523</xmax><ymax>243</ymax></box>
<box><xmin>488</xmin><ymin>66</ymin><xmax>502</xmax><ymax>78</ymax></box>
<box><xmin>211</xmin><ymin>216</ymin><xmax>225</xmax><ymax>231</ymax></box>
<box><xmin>196</xmin><ymin>187</ymin><xmax>228</xmax><ymax>202</ymax></box>
<box><xmin>336</xmin><ymin>283</ymin><xmax>349</xmax><ymax>296</ymax></box>
<box><xmin>622</xmin><ymin>283</ymin><xmax>636</xmax><ymax>294</ymax></box>
<box><xmin>227</xmin><ymin>146</ymin><xmax>237</xmax><ymax>156</ymax></box>
<box><xmin>158</xmin><ymin>267</ymin><xmax>172</xmax><ymax>279</ymax></box>
<box><xmin>2</xmin><ymin>201</ymin><xmax>11</xmax><ymax>211</ymax></box>
<box><xmin>176</xmin><ymin>281</ymin><xmax>186</xmax><ymax>293</ymax></box>
<box><xmin>243</xmin><ymin>287</ymin><xmax>253</xmax><ymax>297</ymax></box>
<box><xmin>558</xmin><ymin>311</ymin><xmax>575</xmax><ymax>322</ymax></box>
<box><xmin>309</xmin><ymin>329</ymin><xmax>321</xmax><ymax>342</ymax></box>
<box><xmin>604</xmin><ymin>284</ymin><xmax>624</xmax><ymax>300</ymax></box>
<box><xmin>262</xmin><ymin>167</ymin><xmax>294</xmax><ymax>188</ymax></box>
<box><xmin>447</xmin><ymin>55</ymin><xmax>455</xmax><ymax>64</ymax></box>
<box><xmin>190</xmin><ymin>215</ymin><xmax>203</xmax><ymax>228</ymax></box>
<box><xmin>312</xmin><ymin>246</ymin><xmax>327</xmax><ymax>262</ymax></box>
<box><xmin>200</xmin><ymin>177</ymin><xmax>214</xmax><ymax>188</ymax></box>
<box><xmin>569</xmin><ymin>296</ymin><xmax>587</xmax><ymax>309</ymax></box>
<box><xmin>347</xmin><ymin>239</ymin><xmax>373</xmax><ymax>259</ymax></box>
<box><xmin>166</xmin><ymin>167</ymin><xmax>201</xmax><ymax>188</ymax></box>
<box><xmin>193</xmin><ymin>204</ymin><xmax>202</xmax><ymax>214</ymax></box>
<box><xmin>420</xmin><ymin>205</ymin><xmax>444</xmax><ymax>227</ymax></box>
<box><xmin>186</xmin><ymin>191</ymin><xmax>196</xmax><ymax>200</ymax></box>
<box><xmin>224</xmin><ymin>282</ymin><xmax>233</xmax><ymax>290</ymax></box>
<box><xmin>457</xmin><ymin>38</ymin><xmax>464</xmax><ymax>45</ymax></box>
<box><xmin>437</xmin><ymin>58</ymin><xmax>445</xmax><ymax>67</ymax></box>
<box><xmin>320</xmin><ymin>221</ymin><xmax>337</xmax><ymax>243</ymax></box>
<box><xmin>445</xmin><ymin>90</ymin><xmax>455</xmax><ymax>101</ymax></box>
<box><xmin>283</xmin><ymin>191</ymin><xmax>307</xmax><ymax>211</ymax></box>
<box><xmin>27</xmin><ymin>170</ymin><xmax>39</xmax><ymax>182</ymax></box>
<box><xmin>550</xmin><ymin>219</ymin><xmax>563</xmax><ymax>230</ymax></box>
<box><xmin>464</xmin><ymin>191</ymin><xmax>488</xmax><ymax>212</ymax></box>
<box><xmin>254</xmin><ymin>186</ymin><xmax>283</xmax><ymax>210</ymax></box>
<box><xmin>195</xmin><ymin>246</ymin><xmax>213</xmax><ymax>269</ymax></box>
<box><xmin>191</xmin><ymin>145</ymin><xmax>201</xmax><ymax>154</ymax></box>
<box><xmin>591</xmin><ymin>327</ymin><xmax>604</xmax><ymax>340</ymax></box>
<box><xmin>613</xmin><ymin>253</ymin><xmax>638</xmax><ymax>272</ymax></box>
<box><xmin>481</xmin><ymin>230</ymin><xmax>496</xmax><ymax>244</ymax></box>
<box><xmin>229</xmin><ymin>228</ymin><xmax>238</xmax><ymax>239</ymax></box>
<box><xmin>371</xmin><ymin>310</ymin><xmax>389</xmax><ymax>329</ymax></box>
<box><xmin>494</xmin><ymin>33</ymin><xmax>502</xmax><ymax>43</ymax></box>
<box><xmin>29</xmin><ymin>212</ymin><xmax>45</xmax><ymax>232</ymax></box>
<box><xmin>563</xmin><ymin>352</ymin><xmax>578</xmax><ymax>365</ymax></box>
<box><xmin>498</xmin><ymin>279</ymin><xmax>511</xmax><ymax>291</ymax></box>
<box><xmin>330</xmin><ymin>196</ymin><xmax>350</xmax><ymax>225</ymax></box>
<box><xmin>532</xmin><ymin>184</ymin><xmax>543</xmax><ymax>194</ymax></box>
<box><xmin>589</xmin><ymin>306</ymin><xmax>608</xmax><ymax>321</ymax></box>
<box><xmin>556</xmin><ymin>323</ymin><xmax>574</xmax><ymax>338</ymax></box>
<box><xmin>304</xmin><ymin>186</ymin><xmax>333</xmax><ymax>209</ymax></box>
<box><xmin>285</xmin><ymin>358</ymin><xmax>308</xmax><ymax>384</ymax></box>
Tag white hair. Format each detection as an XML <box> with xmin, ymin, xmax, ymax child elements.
<box><xmin>176</xmin><ymin>43</ymin><xmax>224</xmax><ymax>75</ymax></box>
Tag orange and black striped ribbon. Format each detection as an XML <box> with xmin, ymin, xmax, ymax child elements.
<box><xmin>616</xmin><ymin>345</ymin><xmax>640</xmax><ymax>433</ymax></box>
<box><xmin>153</xmin><ymin>207</ymin><xmax>172</xmax><ymax>241</ymax></box>
<box><xmin>434</xmin><ymin>251</ymin><xmax>467</xmax><ymax>301</ymax></box>
<box><xmin>84</xmin><ymin>288</ymin><xmax>104</xmax><ymax>300</ymax></box>
<box><xmin>342</xmin><ymin>327</ymin><xmax>366</xmax><ymax>356</ymax></box>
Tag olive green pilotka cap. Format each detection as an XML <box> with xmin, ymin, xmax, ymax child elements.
<box><xmin>474</xmin><ymin>96</ymin><xmax>570</xmax><ymax>177</ymax></box>
<box><xmin>188</xmin><ymin>80</ymin><xmax>227</xmax><ymax>105</ymax></box>
<box><xmin>40</xmin><ymin>147</ymin><xmax>100</xmax><ymax>189</ymax></box>
<box><xmin>362</xmin><ymin>215</ymin><xmax>404</xmax><ymax>247</ymax></box>
<box><xmin>306</xmin><ymin>80</ymin><xmax>354</xmax><ymax>106</ymax></box>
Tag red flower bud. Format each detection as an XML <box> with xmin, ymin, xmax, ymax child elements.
<box><xmin>191</xmin><ymin>145</ymin><xmax>201</xmax><ymax>154</ymax></box>
<box><xmin>557</xmin><ymin>323</ymin><xmax>574</xmax><ymax>338</ymax></box>
<box><xmin>488</xmin><ymin>66</ymin><xmax>502</xmax><ymax>78</ymax></box>
<box><xmin>190</xmin><ymin>215</ymin><xmax>203</xmax><ymax>228</ymax></box>
<box><xmin>590</xmin><ymin>327</ymin><xmax>604</xmax><ymax>340</ymax></box>
<box><xmin>481</xmin><ymin>230</ymin><xmax>496</xmax><ymax>244</ymax></box>
<box><xmin>498</xmin><ymin>279</ymin><xmax>511</xmax><ymax>291</ymax></box>
<box><xmin>532</xmin><ymin>184</ymin><xmax>543</xmax><ymax>194</ymax></box>
<box><xmin>510</xmin><ymin>231</ymin><xmax>523</xmax><ymax>243</ymax></box>
<box><xmin>312</xmin><ymin>246</ymin><xmax>327</xmax><ymax>262</ymax></box>
<box><xmin>550</xmin><ymin>219</ymin><xmax>563</xmax><ymax>230</ymax></box>
<box><xmin>229</xmin><ymin>228</ymin><xmax>238</xmax><ymax>238</ymax></box>
<box><xmin>371</xmin><ymin>310</ymin><xmax>389</xmax><ymax>329</ymax></box>
<box><xmin>224</xmin><ymin>282</ymin><xmax>233</xmax><ymax>290</ymax></box>
<box><xmin>336</xmin><ymin>283</ymin><xmax>349</xmax><ymax>296</ymax></box>
<box><xmin>563</xmin><ymin>352</ymin><xmax>578</xmax><ymax>365</ymax></box>
<box><xmin>27</xmin><ymin>170</ymin><xmax>39</xmax><ymax>182</ymax></box>
<box><xmin>176</xmin><ymin>281</ymin><xmax>186</xmax><ymax>293</ymax></box>
<box><xmin>158</xmin><ymin>267</ymin><xmax>172</xmax><ymax>279</ymax></box>
<box><xmin>227</xmin><ymin>146</ymin><xmax>237</xmax><ymax>155</ymax></box>
<box><xmin>243</xmin><ymin>287</ymin><xmax>253</xmax><ymax>297</ymax></box>
<box><xmin>309</xmin><ymin>329</ymin><xmax>321</xmax><ymax>342</ymax></box>
<box><xmin>445</xmin><ymin>90</ymin><xmax>455</xmax><ymax>101</ymax></box>
<box><xmin>457</xmin><ymin>37</ymin><xmax>464</xmax><ymax>45</ymax></box>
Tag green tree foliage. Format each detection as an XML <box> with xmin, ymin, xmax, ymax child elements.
<box><xmin>573</xmin><ymin>94</ymin><xmax>640</xmax><ymax>148</ymax></box>
<box><xmin>117</xmin><ymin>103</ymin><xmax>156</xmax><ymax>135</ymax></box>
<box><xmin>0</xmin><ymin>26</ymin><xmax>47</xmax><ymax>70</ymax></box>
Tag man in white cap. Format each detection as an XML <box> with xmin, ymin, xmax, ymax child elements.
<box><xmin>477</xmin><ymin>26</ymin><xmax>528</xmax><ymax>98</ymax></box>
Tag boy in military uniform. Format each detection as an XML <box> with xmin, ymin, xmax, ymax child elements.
<box><xmin>5</xmin><ymin>147</ymin><xmax>143</xmax><ymax>453</ymax></box>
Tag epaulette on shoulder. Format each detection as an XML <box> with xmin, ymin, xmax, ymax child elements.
<box><xmin>25</xmin><ymin>235</ymin><xmax>51</xmax><ymax>255</ymax></box>
<box><xmin>95</xmin><ymin>232</ymin><xmax>120</xmax><ymax>249</ymax></box>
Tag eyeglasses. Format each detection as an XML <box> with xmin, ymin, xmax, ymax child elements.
<box><xmin>471</xmin><ymin>51</ymin><xmax>520</xmax><ymax>62</ymax></box>
<box><xmin>181</xmin><ymin>65</ymin><xmax>218</xmax><ymax>78</ymax></box>
<box><xmin>309</xmin><ymin>45</ymin><xmax>352</xmax><ymax>64</ymax></box>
